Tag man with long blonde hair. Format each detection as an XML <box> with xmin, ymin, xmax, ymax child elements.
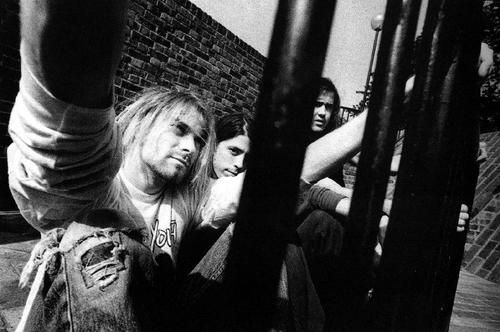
<box><xmin>116</xmin><ymin>87</ymin><xmax>216</xmax><ymax>260</ymax></box>
<box><xmin>8</xmin><ymin>0</ymin><xmax>216</xmax><ymax>329</ymax></box>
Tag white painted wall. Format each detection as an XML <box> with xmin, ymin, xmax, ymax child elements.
<box><xmin>189</xmin><ymin>0</ymin><xmax>428</xmax><ymax>108</ymax></box>
<box><xmin>189</xmin><ymin>0</ymin><xmax>279</xmax><ymax>55</ymax></box>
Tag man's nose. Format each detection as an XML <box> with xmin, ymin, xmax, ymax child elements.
<box><xmin>234</xmin><ymin>155</ymin><xmax>245</xmax><ymax>170</ymax></box>
<box><xmin>179</xmin><ymin>135</ymin><xmax>196</xmax><ymax>154</ymax></box>
<box><xmin>316</xmin><ymin>106</ymin><xmax>326</xmax><ymax>116</ymax></box>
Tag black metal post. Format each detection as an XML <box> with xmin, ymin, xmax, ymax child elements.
<box><xmin>360</xmin><ymin>30</ymin><xmax>380</xmax><ymax>111</ymax></box>
<box><xmin>438</xmin><ymin>1</ymin><xmax>483</xmax><ymax>329</ymax></box>
<box><xmin>370</xmin><ymin>0</ymin><xmax>482</xmax><ymax>329</ymax></box>
<box><xmin>222</xmin><ymin>0</ymin><xmax>337</xmax><ymax>330</ymax></box>
<box><xmin>334</xmin><ymin>0</ymin><xmax>423</xmax><ymax>329</ymax></box>
<box><xmin>360</xmin><ymin>15</ymin><xmax>383</xmax><ymax>111</ymax></box>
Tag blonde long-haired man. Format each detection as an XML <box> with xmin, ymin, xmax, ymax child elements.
<box><xmin>8</xmin><ymin>0</ymin><xmax>217</xmax><ymax>329</ymax></box>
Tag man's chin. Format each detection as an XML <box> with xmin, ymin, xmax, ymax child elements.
<box><xmin>311</xmin><ymin>126</ymin><xmax>325</xmax><ymax>133</ymax></box>
<box><xmin>154</xmin><ymin>167</ymin><xmax>187</xmax><ymax>185</ymax></box>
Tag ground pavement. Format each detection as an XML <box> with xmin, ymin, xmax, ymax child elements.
<box><xmin>1</xmin><ymin>231</ymin><xmax>499</xmax><ymax>331</ymax></box>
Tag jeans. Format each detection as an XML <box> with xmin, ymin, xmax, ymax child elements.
<box><xmin>177</xmin><ymin>223</ymin><xmax>324</xmax><ymax>332</ymax></box>
<box><xmin>18</xmin><ymin>210</ymin><xmax>324</xmax><ymax>331</ymax></box>
<box><xmin>18</xmin><ymin>209</ymin><xmax>166</xmax><ymax>332</ymax></box>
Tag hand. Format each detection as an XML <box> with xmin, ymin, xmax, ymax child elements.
<box><xmin>477</xmin><ymin>141</ymin><xmax>487</xmax><ymax>163</ymax></box>
<box><xmin>201</xmin><ymin>173</ymin><xmax>245</xmax><ymax>228</ymax></box>
<box><xmin>478</xmin><ymin>42</ymin><xmax>494</xmax><ymax>79</ymax></box>
<box><xmin>457</xmin><ymin>204</ymin><xmax>469</xmax><ymax>232</ymax></box>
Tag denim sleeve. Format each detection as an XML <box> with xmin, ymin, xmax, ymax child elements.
<box><xmin>7</xmin><ymin>45</ymin><xmax>122</xmax><ymax>232</ymax></box>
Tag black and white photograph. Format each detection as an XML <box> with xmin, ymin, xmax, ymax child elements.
<box><xmin>0</xmin><ymin>0</ymin><xmax>499</xmax><ymax>330</ymax></box>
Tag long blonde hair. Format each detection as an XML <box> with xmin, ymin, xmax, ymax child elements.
<box><xmin>116</xmin><ymin>86</ymin><xmax>216</xmax><ymax>225</ymax></box>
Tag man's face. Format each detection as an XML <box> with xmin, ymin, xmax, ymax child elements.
<box><xmin>213</xmin><ymin>134</ymin><xmax>250</xmax><ymax>178</ymax></box>
<box><xmin>140</xmin><ymin>107</ymin><xmax>207</xmax><ymax>184</ymax></box>
<box><xmin>311</xmin><ymin>91</ymin><xmax>334</xmax><ymax>133</ymax></box>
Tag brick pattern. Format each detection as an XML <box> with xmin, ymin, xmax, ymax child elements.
<box><xmin>115</xmin><ymin>0</ymin><xmax>264</xmax><ymax>116</ymax></box>
<box><xmin>343</xmin><ymin>130</ymin><xmax>500</xmax><ymax>283</ymax></box>
<box><xmin>0</xmin><ymin>0</ymin><xmax>265</xmax><ymax>209</ymax></box>
<box><xmin>462</xmin><ymin>131</ymin><xmax>500</xmax><ymax>283</ymax></box>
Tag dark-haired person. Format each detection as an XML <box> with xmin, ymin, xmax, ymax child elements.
<box><xmin>203</xmin><ymin>112</ymin><xmax>252</xmax><ymax>227</ymax></box>
<box><xmin>212</xmin><ymin>112</ymin><xmax>252</xmax><ymax>179</ymax></box>
<box><xmin>309</xmin><ymin>77</ymin><xmax>342</xmax><ymax>140</ymax></box>
<box><xmin>297</xmin><ymin>78</ymin><xmax>354</xmax><ymax>238</ymax></box>
<box><xmin>177</xmin><ymin>112</ymin><xmax>251</xmax><ymax>276</ymax></box>
<box><xmin>295</xmin><ymin>78</ymin><xmax>361</xmax><ymax>329</ymax></box>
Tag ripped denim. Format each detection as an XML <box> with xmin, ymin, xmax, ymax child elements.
<box><xmin>18</xmin><ymin>211</ymin><xmax>323</xmax><ymax>331</ymax></box>
<box><xmin>18</xmin><ymin>212</ymin><xmax>166</xmax><ymax>332</ymax></box>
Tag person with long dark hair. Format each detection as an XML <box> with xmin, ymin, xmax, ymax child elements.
<box><xmin>212</xmin><ymin>112</ymin><xmax>252</xmax><ymax>179</ymax></box>
<box><xmin>177</xmin><ymin>112</ymin><xmax>252</xmax><ymax>275</ymax></box>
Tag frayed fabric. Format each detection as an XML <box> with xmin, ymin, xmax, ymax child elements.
<box><xmin>19</xmin><ymin>228</ymin><xmax>65</xmax><ymax>289</ymax></box>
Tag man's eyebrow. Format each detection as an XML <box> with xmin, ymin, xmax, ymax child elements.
<box><xmin>173</xmin><ymin>117</ymin><xmax>209</xmax><ymax>142</ymax></box>
<box><xmin>231</xmin><ymin>147</ymin><xmax>244</xmax><ymax>153</ymax></box>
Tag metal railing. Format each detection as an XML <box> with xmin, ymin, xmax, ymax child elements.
<box><xmin>339</xmin><ymin>106</ymin><xmax>359</xmax><ymax>124</ymax></box>
<box><xmin>223</xmin><ymin>0</ymin><xmax>482</xmax><ymax>330</ymax></box>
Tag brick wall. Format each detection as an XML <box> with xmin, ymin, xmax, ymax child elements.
<box><xmin>462</xmin><ymin>131</ymin><xmax>500</xmax><ymax>283</ymax></box>
<box><xmin>344</xmin><ymin>131</ymin><xmax>500</xmax><ymax>284</ymax></box>
<box><xmin>0</xmin><ymin>0</ymin><xmax>265</xmax><ymax>210</ymax></box>
<box><xmin>115</xmin><ymin>0</ymin><xmax>264</xmax><ymax>115</ymax></box>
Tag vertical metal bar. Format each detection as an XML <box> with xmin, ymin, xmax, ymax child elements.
<box><xmin>438</xmin><ymin>1</ymin><xmax>483</xmax><ymax>329</ymax></box>
<box><xmin>222</xmin><ymin>0</ymin><xmax>336</xmax><ymax>329</ymax></box>
<box><xmin>438</xmin><ymin>123</ymin><xmax>480</xmax><ymax>332</ymax></box>
<box><xmin>370</xmin><ymin>0</ymin><xmax>482</xmax><ymax>329</ymax></box>
<box><xmin>334</xmin><ymin>0</ymin><xmax>423</xmax><ymax>328</ymax></box>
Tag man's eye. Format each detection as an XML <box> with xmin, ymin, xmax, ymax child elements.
<box><xmin>315</xmin><ymin>101</ymin><xmax>334</xmax><ymax>110</ymax></box>
<box><xmin>195</xmin><ymin>136</ymin><xmax>206</xmax><ymax>148</ymax></box>
<box><xmin>176</xmin><ymin>123</ymin><xmax>188</xmax><ymax>135</ymax></box>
